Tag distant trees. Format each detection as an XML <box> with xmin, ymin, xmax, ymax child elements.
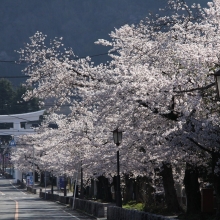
<box><xmin>0</xmin><ymin>78</ymin><xmax>40</xmax><ymax>115</ymax></box>
<box><xmin>0</xmin><ymin>78</ymin><xmax>40</xmax><ymax>142</ymax></box>
<box><xmin>11</xmin><ymin>84</ymin><xmax>40</xmax><ymax>114</ymax></box>
<box><xmin>0</xmin><ymin>79</ymin><xmax>14</xmax><ymax>115</ymax></box>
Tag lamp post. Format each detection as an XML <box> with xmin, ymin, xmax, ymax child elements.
<box><xmin>113</xmin><ymin>128</ymin><xmax>122</xmax><ymax>207</ymax></box>
<box><xmin>214</xmin><ymin>69</ymin><xmax>220</xmax><ymax>98</ymax></box>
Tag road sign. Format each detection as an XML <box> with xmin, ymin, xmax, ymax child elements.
<box><xmin>59</xmin><ymin>177</ymin><xmax>65</xmax><ymax>189</ymax></box>
<box><xmin>27</xmin><ymin>175</ymin><xmax>33</xmax><ymax>186</ymax></box>
<box><xmin>9</xmin><ymin>140</ymin><xmax>16</xmax><ymax>147</ymax></box>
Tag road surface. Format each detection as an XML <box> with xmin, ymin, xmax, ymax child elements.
<box><xmin>0</xmin><ymin>176</ymin><xmax>95</xmax><ymax>220</ymax></box>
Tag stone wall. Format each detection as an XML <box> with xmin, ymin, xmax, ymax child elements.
<box><xmin>37</xmin><ymin>191</ymin><xmax>176</xmax><ymax>220</ymax></box>
<box><xmin>27</xmin><ymin>186</ymin><xmax>36</xmax><ymax>194</ymax></box>
<box><xmin>39</xmin><ymin>192</ymin><xmax>60</xmax><ymax>201</ymax></box>
<box><xmin>69</xmin><ymin>198</ymin><xmax>111</xmax><ymax>218</ymax></box>
<box><xmin>107</xmin><ymin>206</ymin><xmax>176</xmax><ymax>220</ymax></box>
<box><xmin>59</xmin><ymin>196</ymin><xmax>70</xmax><ymax>204</ymax></box>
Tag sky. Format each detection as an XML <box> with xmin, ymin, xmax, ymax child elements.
<box><xmin>0</xmin><ymin>0</ymin><xmax>209</xmax><ymax>87</ymax></box>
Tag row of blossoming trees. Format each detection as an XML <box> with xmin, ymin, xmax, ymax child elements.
<box><xmin>10</xmin><ymin>0</ymin><xmax>220</xmax><ymax>217</ymax></box>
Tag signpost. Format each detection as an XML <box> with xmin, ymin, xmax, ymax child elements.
<box><xmin>59</xmin><ymin>177</ymin><xmax>65</xmax><ymax>189</ymax></box>
<box><xmin>8</xmin><ymin>139</ymin><xmax>16</xmax><ymax>176</ymax></box>
<box><xmin>9</xmin><ymin>140</ymin><xmax>16</xmax><ymax>147</ymax></box>
<box><xmin>26</xmin><ymin>175</ymin><xmax>33</xmax><ymax>186</ymax></box>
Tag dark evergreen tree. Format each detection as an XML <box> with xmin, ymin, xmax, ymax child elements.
<box><xmin>11</xmin><ymin>85</ymin><xmax>40</xmax><ymax>114</ymax></box>
<box><xmin>0</xmin><ymin>79</ymin><xmax>14</xmax><ymax>115</ymax></box>
<box><xmin>0</xmin><ymin>79</ymin><xmax>40</xmax><ymax>143</ymax></box>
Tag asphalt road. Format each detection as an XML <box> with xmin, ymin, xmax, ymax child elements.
<box><xmin>0</xmin><ymin>177</ymin><xmax>96</xmax><ymax>220</ymax></box>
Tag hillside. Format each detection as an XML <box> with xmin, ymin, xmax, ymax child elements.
<box><xmin>0</xmin><ymin>0</ymin><xmax>209</xmax><ymax>86</ymax></box>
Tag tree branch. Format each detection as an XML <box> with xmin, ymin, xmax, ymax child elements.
<box><xmin>174</xmin><ymin>83</ymin><xmax>215</xmax><ymax>94</ymax></box>
<box><xmin>187</xmin><ymin>137</ymin><xmax>213</xmax><ymax>154</ymax></box>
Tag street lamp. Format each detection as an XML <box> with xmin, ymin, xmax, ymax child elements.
<box><xmin>113</xmin><ymin>128</ymin><xmax>122</xmax><ymax>207</ymax></box>
<box><xmin>214</xmin><ymin>69</ymin><xmax>220</xmax><ymax>98</ymax></box>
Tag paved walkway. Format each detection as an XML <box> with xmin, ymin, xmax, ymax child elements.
<box><xmin>21</xmin><ymin>177</ymin><xmax>74</xmax><ymax>196</ymax></box>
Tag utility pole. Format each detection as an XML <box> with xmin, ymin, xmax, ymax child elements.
<box><xmin>64</xmin><ymin>175</ymin><xmax>67</xmax><ymax>197</ymax></box>
<box><xmin>80</xmin><ymin>160</ymin><xmax>83</xmax><ymax>199</ymax></box>
<box><xmin>44</xmin><ymin>170</ymin><xmax>46</xmax><ymax>199</ymax></box>
<box><xmin>2</xmin><ymin>154</ymin><xmax>4</xmax><ymax>174</ymax></box>
<box><xmin>33</xmin><ymin>146</ymin><xmax>35</xmax><ymax>188</ymax></box>
<box><xmin>51</xmin><ymin>173</ymin><xmax>54</xmax><ymax>194</ymax></box>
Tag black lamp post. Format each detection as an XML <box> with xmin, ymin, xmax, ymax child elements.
<box><xmin>113</xmin><ymin>128</ymin><xmax>122</xmax><ymax>207</ymax></box>
<box><xmin>214</xmin><ymin>69</ymin><xmax>220</xmax><ymax>98</ymax></box>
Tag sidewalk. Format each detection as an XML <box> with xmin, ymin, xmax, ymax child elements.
<box><xmin>22</xmin><ymin>178</ymin><xmax>73</xmax><ymax>195</ymax></box>
<box><xmin>31</xmin><ymin>182</ymin><xmax>74</xmax><ymax>196</ymax></box>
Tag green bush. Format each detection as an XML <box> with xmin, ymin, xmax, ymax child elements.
<box><xmin>123</xmin><ymin>200</ymin><xmax>144</xmax><ymax>211</ymax></box>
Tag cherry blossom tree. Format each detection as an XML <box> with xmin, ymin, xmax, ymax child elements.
<box><xmin>12</xmin><ymin>0</ymin><xmax>220</xmax><ymax>216</ymax></box>
<box><xmin>87</xmin><ymin>0</ymin><xmax>220</xmax><ymax>213</ymax></box>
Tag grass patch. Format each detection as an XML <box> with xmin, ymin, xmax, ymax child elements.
<box><xmin>123</xmin><ymin>201</ymin><xmax>144</xmax><ymax>211</ymax></box>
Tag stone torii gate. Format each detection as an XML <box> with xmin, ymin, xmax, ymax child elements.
<box><xmin>0</xmin><ymin>110</ymin><xmax>45</xmax><ymax>182</ymax></box>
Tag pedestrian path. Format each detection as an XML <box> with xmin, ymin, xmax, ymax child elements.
<box><xmin>24</xmin><ymin>179</ymin><xmax>74</xmax><ymax>196</ymax></box>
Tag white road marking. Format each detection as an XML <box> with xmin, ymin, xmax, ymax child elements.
<box><xmin>62</xmin><ymin>209</ymin><xmax>81</xmax><ymax>220</ymax></box>
<box><xmin>18</xmin><ymin>208</ymin><xmax>81</xmax><ymax>219</ymax></box>
<box><xmin>23</xmin><ymin>207</ymin><xmax>82</xmax><ymax>219</ymax></box>
<box><xmin>0</xmin><ymin>191</ymin><xmax>5</xmax><ymax>195</ymax></box>
<box><xmin>41</xmin><ymin>216</ymin><xmax>74</xmax><ymax>218</ymax></box>
<box><xmin>17</xmin><ymin>209</ymin><xmax>59</xmax><ymax>211</ymax></box>
<box><xmin>10</xmin><ymin>181</ymin><xmax>27</xmax><ymax>195</ymax></box>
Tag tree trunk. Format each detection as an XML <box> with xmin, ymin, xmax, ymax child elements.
<box><xmin>124</xmin><ymin>175</ymin><xmax>134</xmax><ymax>202</ymax></box>
<box><xmin>96</xmin><ymin>176</ymin><xmax>112</xmax><ymax>202</ymax></box>
<box><xmin>64</xmin><ymin>176</ymin><xmax>67</xmax><ymax>197</ymax></box>
<box><xmin>213</xmin><ymin>175</ymin><xmax>220</xmax><ymax>219</ymax></box>
<box><xmin>212</xmin><ymin>152</ymin><xmax>220</xmax><ymax>219</ymax></box>
<box><xmin>183</xmin><ymin>163</ymin><xmax>201</xmax><ymax>214</ymax></box>
<box><xmin>40</xmin><ymin>172</ymin><xmax>44</xmax><ymax>185</ymax></box>
<box><xmin>141</xmin><ymin>177</ymin><xmax>155</xmax><ymax>206</ymax></box>
<box><xmin>134</xmin><ymin>176</ymin><xmax>155</xmax><ymax>204</ymax></box>
<box><xmin>160</xmin><ymin>162</ymin><xmax>182</xmax><ymax>213</ymax></box>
